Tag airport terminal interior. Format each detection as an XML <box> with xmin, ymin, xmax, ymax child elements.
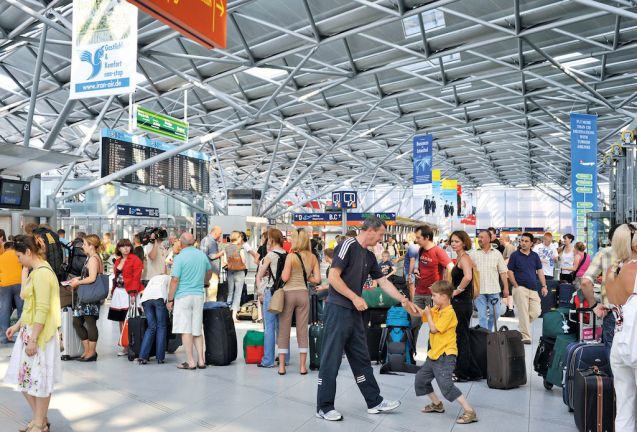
<box><xmin>1</xmin><ymin>0</ymin><xmax>637</xmax><ymax>431</ymax></box>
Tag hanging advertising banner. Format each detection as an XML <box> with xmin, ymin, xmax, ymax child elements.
<box><xmin>412</xmin><ymin>135</ymin><xmax>433</xmax><ymax>197</ymax></box>
<box><xmin>441</xmin><ymin>179</ymin><xmax>458</xmax><ymax>218</ymax></box>
<box><xmin>134</xmin><ymin>105</ymin><xmax>189</xmax><ymax>142</ymax></box>
<box><xmin>70</xmin><ymin>0</ymin><xmax>138</xmax><ymax>99</ymax></box>
<box><xmin>570</xmin><ymin>113</ymin><xmax>598</xmax><ymax>249</ymax></box>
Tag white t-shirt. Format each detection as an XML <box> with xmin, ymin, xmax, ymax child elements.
<box><xmin>140</xmin><ymin>274</ymin><xmax>170</xmax><ymax>302</ymax></box>
<box><xmin>143</xmin><ymin>243</ymin><xmax>167</xmax><ymax>280</ymax></box>
<box><xmin>533</xmin><ymin>243</ymin><xmax>558</xmax><ymax>277</ymax></box>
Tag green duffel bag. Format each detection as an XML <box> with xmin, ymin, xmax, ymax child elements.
<box><xmin>546</xmin><ymin>333</ymin><xmax>577</xmax><ymax>387</ymax></box>
<box><xmin>542</xmin><ymin>308</ymin><xmax>573</xmax><ymax>339</ymax></box>
<box><xmin>362</xmin><ymin>286</ymin><xmax>399</xmax><ymax>309</ymax></box>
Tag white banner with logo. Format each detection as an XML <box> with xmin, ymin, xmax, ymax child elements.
<box><xmin>70</xmin><ymin>0</ymin><xmax>138</xmax><ymax>99</ymax></box>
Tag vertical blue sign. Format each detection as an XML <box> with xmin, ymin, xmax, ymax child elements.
<box><xmin>413</xmin><ymin>135</ymin><xmax>433</xmax><ymax>187</ymax></box>
<box><xmin>570</xmin><ymin>113</ymin><xmax>597</xmax><ymax>251</ymax></box>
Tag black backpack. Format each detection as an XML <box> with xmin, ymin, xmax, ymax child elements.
<box><xmin>269</xmin><ymin>251</ymin><xmax>288</xmax><ymax>293</ymax></box>
<box><xmin>32</xmin><ymin>227</ymin><xmax>66</xmax><ymax>282</ymax></box>
<box><xmin>67</xmin><ymin>238</ymin><xmax>87</xmax><ymax>278</ymax></box>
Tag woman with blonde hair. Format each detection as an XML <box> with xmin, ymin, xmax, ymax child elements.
<box><xmin>4</xmin><ymin>234</ymin><xmax>62</xmax><ymax>432</ymax></box>
<box><xmin>605</xmin><ymin>223</ymin><xmax>637</xmax><ymax>432</ymax></box>
<box><xmin>277</xmin><ymin>229</ymin><xmax>321</xmax><ymax>375</ymax></box>
<box><xmin>225</xmin><ymin>231</ymin><xmax>247</xmax><ymax>322</ymax></box>
<box><xmin>68</xmin><ymin>234</ymin><xmax>104</xmax><ymax>362</ymax></box>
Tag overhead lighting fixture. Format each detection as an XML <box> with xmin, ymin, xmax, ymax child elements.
<box><xmin>245</xmin><ymin>67</ymin><xmax>288</xmax><ymax>81</ymax></box>
<box><xmin>395</xmin><ymin>151</ymin><xmax>410</xmax><ymax>160</ymax></box>
<box><xmin>562</xmin><ymin>58</ymin><xmax>599</xmax><ymax>68</ymax></box>
<box><xmin>549</xmin><ymin>132</ymin><xmax>563</xmax><ymax>137</ymax></box>
<box><xmin>554</xmin><ymin>52</ymin><xmax>580</xmax><ymax>61</ymax></box>
<box><xmin>298</xmin><ymin>89</ymin><xmax>321</xmax><ymax>101</ymax></box>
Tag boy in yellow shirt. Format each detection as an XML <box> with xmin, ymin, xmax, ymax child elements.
<box><xmin>414</xmin><ymin>280</ymin><xmax>478</xmax><ymax>424</ymax></box>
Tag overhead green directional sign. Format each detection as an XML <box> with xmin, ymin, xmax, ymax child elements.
<box><xmin>135</xmin><ymin>105</ymin><xmax>189</xmax><ymax>141</ymax></box>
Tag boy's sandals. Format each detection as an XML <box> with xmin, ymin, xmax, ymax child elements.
<box><xmin>456</xmin><ymin>410</ymin><xmax>478</xmax><ymax>424</ymax></box>
<box><xmin>421</xmin><ymin>402</ymin><xmax>445</xmax><ymax>413</ymax></box>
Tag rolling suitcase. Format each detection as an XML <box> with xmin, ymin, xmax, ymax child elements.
<box><xmin>126</xmin><ymin>293</ymin><xmax>155</xmax><ymax>361</ymax></box>
<box><xmin>573</xmin><ymin>367</ymin><xmax>615</xmax><ymax>432</ymax></box>
<box><xmin>542</xmin><ymin>308</ymin><xmax>574</xmax><ymax>339</ymax></box>
<box><xmin>60</xmin><ymin>304</ymin><xmax>83</xmax><ymax>361</ymax></box>
<box><xmin>533</xmin><ymin>336</ymin><xmax>555</xmax><ymax>378</ymax></box>
<box><xmin>203</xmin><ymin>304</ymin><xmax>237</xmax><ymax>366</ymax></box>
<box><xmin>540</xmin><ymin>279</ymin><xmax>558</xmax><ymax>317</ymax></box>
<box><xmin>469</xmin><ymin>326</ymin><xmax>489</xmax><ymax>379</ymax></box>
<box><xmin>309</xmin><ymin>293</ymin><xmax>324</xmax><ymax>371</ymax></box>
<box><xmin>558</xmin><ymin>283</ymin><xmax>576</xmax><ymax>308</ymax></box>
<box><xmin>486</xmin><ymin>325</ymin><xmax>527</xmax><ymax>389</ymax></box>
<box><xmin>546</xmin><ymin>333</ymin><xmax>578</xmax><ymax>387</ymax></box>
<box><xmin>363</xmin><ymin>308</ymin><xmax>388</xmax><ymax>363</ymax></box>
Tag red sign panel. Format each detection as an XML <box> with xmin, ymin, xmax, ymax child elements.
<box><xmin>127</xmin><ymin>0</ymin><xmax>227</xmax><ymax>49</ymax></box>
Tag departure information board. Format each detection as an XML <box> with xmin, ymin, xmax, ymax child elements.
<box><xmin>101</xmin><ymin>128</ymin><xmax>210</xmax><ymax>193</ymax></box>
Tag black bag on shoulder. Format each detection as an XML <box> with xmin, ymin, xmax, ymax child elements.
<box><xmin>67</xmin><ymin>238</ymin><xmax>87</xmax><ymax>278</ymax></box>
<box><xmin>269</xmin><ymin>251</ymin><xmax>288</xmax><ymax>294</ymax></box>
<box><xmin>32</xmin><ymin>227</ymin><xmax>66</xmax><ymax>282</ymax></box>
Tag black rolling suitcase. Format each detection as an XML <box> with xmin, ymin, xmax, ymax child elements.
<box><xmin>573</xmin><ymin>367</ymin><xmax>615</xmax><ymax>432</ymax></box>
<box><xmin>469</xmin><ymin>326</ymin><xmax>489</xmax><ymax>379</ymax></box>
<box><xmin>486</xmin><ymin>299</ymin><xmax>526</xmax><ymax>389</ymax></box>
<box><xmin>203</xmin><ymin>305</ymin><xmax>237</xmax><ymax>366</ymax></box>
<box><xmin>363</xmin><ymin>308</ymin><xmax>388</xmax><ymax>363</ymax></box>
<box><xmin>126</xmin><ymin>293</ymin><xmax>155</xmax><ymax>361</ymax></box>
<box><xmin>309</xmin><ymin>294</ymin><xmax>324</xmax><ymax>371</ymax></box>
<box><xmin>540</xmin><ymin>279</ymin><xmax>559</xmax><ymax>317</ymax></box>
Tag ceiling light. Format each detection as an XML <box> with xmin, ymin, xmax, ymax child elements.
<box><xmin>298</xmin><ymin>89</ymin><xmax>321</xmax><ymax>101</ymax></box>
<box><xmin>245</xmin><ymin>67</ymin><xmax>288</xmax><ymax>81</ymax></box>
<box><xmin>562</xmin><ymin>58</ymin><xmax>599</xmax><ymax>68</ymax></box>
<box><xmin>549</xmin><ymin>132</ymin><xmax>563</xmax><ymax>137</ymax></box>
<box><xmin>555</xmin><ymin>52</ymin><xmax>581</xmax><ymax>61</ymax></box>
<box><xmin>395</xmin><ymin>151</ymin><xmax>410</xmax><ymax>160</ymax></box>
<box><xmin>77</xmin><ymin>124</ymin><xmax>93</xmax><ymax>135</ymax></box>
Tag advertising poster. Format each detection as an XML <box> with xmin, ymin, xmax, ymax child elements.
<box><xmin>70</xmin><ymin>0</ymin><xmax>138</xmax><ymax>99</ymax></box>
<box><xmin>460</xmin><ymin>190</ymin><xmax>477</xmax><ymax>225</ymax></box>
<box><xmin>412</xmin><ymin>135</ymin><xmax>433</xmax><ymax>197</ymax></box>
<box><xmin>441</xmin><ymin>179</ymin><xmax>458</xmax><ymax>219</ymax></box>
<box><xmin>570</xmin><ymin>113</ymin><xmax>598</xmax><ymax>251</ymax></box>
<box><xmin>420</xmin><ymin>168</ymin><xmax>441</xmax><ymax>219</ymax></box>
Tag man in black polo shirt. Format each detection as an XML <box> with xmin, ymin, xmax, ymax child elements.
<box><xmin>507</xmin><ymin>232</ymin><xmax>548</xmax><ymax>344</ymax></box>
<box><xmin>316</xmin><ymin>217</ymin><xmax>418</xmax><ymax>421</ymax></box>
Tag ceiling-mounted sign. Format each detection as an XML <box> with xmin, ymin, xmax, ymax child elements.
<box><xmin>117</xmin><ymin>205</ymin><xmax>159</xmax><ymax>218</ymax></box>
<box><xmin>126</xmin><ymin>0</ymin><xmax>227</xmax><ymax>49</ymax></box>
<box><xmin>332</xmin><ymin>191</ymin><xmax>358</xmax><ymax>209</ymax></box>
<box><xmin>292</xmin><ymin>212</ymin><xmax>396</xmax><ymax>227</ymax></box>
<box><xmin>134</xmin><ymin>105</ymin><xmax>189</xmax><ymax>142</ymax></box>
<box><xmin>70</xmin><ymin>0</ymin><xmax>138</xmax><ymax>99</ymax></box>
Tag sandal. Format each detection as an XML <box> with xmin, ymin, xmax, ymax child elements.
<box><xmin>456</xmin><ymin>410</ymin><xmax>478</xmax><ymax>424</ymax></box>
<box><xmin>176</xmin><ymin>362</ymin><xmax>196</xmax><ymax>370</ymax></box>
<box><xmin>19</xmin><ymin>421</ymin><xmax>50</xmax><ymax>432</ymax></box>
<box><xmin>421</xmin><ymin>402</ymin><xmax>445</xmax><ymax>413</ymax></box>
<box><xmin>28</xmin><ymin>423</ymin><xmax>49</xmax><ymax>432</ymax></box>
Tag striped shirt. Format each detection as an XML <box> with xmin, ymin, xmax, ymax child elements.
<box><xmin>470</xmin><ymin>247</ymin><xmax>507</xmax><ymax>295</ymax></box>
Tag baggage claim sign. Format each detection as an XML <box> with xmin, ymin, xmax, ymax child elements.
<box><xmin>570</xmin><ymin>113</ymin><xmax>598</xmax><ymax>250</ymax></box>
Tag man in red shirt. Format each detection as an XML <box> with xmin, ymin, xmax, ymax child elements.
<box><xmin>412</xmin><ymin>225</ymin><xmax>454</xmax><ymax>346</ymax></box>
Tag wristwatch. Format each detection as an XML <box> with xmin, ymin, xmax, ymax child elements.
<box><xmin>167</xmin><ymin>299</ymin><xmax>174</xmax><ymax>304</ymax></box>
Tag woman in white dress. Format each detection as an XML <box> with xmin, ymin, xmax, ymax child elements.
<box><xmin>559</xmin><ymin>233</ymin><xmax>576</xmax><ymax>283</ymax></box>
<box><xmin>4</xmin><ymin>234</ymin><xmax>62</xmax><ymax>432</ymax></box>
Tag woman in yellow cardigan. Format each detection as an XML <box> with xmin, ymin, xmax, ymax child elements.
<box><xmin>4</xmin><ymin>234</ymin><xmax>61</xmax><ymax>432</ymax></box>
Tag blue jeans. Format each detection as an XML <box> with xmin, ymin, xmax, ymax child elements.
<box><xmin>475</xmin><ymin>293</ymin><xmax>503</xmax><ymax>331</ymax></box>
<box><xmin>261</xmin><ymin>289</ymin><xmax>288</xmax><ymax>366</ymax></box>
<box><xmin>0</xmin><ymin>284</ymin><xmax>23</xmax><ymax>343</ymax></box>
<box><xmin>226</xmin><ymin>270</ymin><xmax>246</xmax><ymax>312</ymax></box>
<box><xmin>602</xmin><ymin>312</ymin><xmax>616</xmax><ymax>361</ymax></box>
<box><xmin>140</xmin><ymin>298</ymin><xmax>168</xmax><ymax>361</ymax></box>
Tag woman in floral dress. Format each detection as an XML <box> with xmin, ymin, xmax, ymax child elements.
<box><xmin>4</xmin><ymin>234</ymin><xmax>62</xmax><ymax>432</ymax></box>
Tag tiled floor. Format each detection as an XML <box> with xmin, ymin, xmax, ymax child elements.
<box><xmin>0</xmin><ymin>309</ymin><xmax>578</xmax><ymax>432</ymax></box>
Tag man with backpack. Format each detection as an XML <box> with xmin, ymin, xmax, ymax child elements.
<box><xmin>316</xmin><ymin>216</ymin><xmax>419</xmax><ymax>421</ymax></box>
<box><xmin>26</xmin><ymin>223</ymin><xmax>66</xmax><ymax>283</ymax></box>
<box><xmin>67</xmin><ymin>232</ymin><xmax>88</xmax><ymax>278</ymax></box>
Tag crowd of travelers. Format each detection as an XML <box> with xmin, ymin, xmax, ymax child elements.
<box><xmin>1</xmin><ymin>217</ymin><xmax>636</xmax><ymax>430</ymax></box>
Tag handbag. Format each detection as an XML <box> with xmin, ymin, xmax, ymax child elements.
<box><xmin>472</xmin><ymin>267</ymin><xmax>481</xmax><ymax>299</ymax></box>
<box><xmin>268</xmin><ymin>288</ymin><xmax>285</xmax><ymax>315</ymax></box>
<box><xmin>78</xmin><ymin>274</ymin><xmax>110</xmax><ymax>303</ymax></box>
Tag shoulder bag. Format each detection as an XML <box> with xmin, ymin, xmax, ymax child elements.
<box><xmin>78</xmin><ymin>256</ymin><xmax>109</xmax><ymax>303</ymax></box>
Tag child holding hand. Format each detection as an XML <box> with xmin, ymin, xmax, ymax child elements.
<box><xmin>414</xmin><ymin>280</ymin><xmax>478</xmax><ymax>424</ymax></box>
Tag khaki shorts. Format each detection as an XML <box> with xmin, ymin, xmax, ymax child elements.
<box><xmin>173</xmin><ymin>294</ymin><xmax>204</xmax><ymax>336</ymax></box>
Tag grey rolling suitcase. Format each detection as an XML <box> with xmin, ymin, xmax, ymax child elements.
<box><xmin>60</xmin><ymin>302</ymin><xmax>83</xmax><ymax>360</ymax></box>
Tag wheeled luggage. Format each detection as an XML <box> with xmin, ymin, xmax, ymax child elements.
<box><xmin>558</xmin><ymin>283</ymin><xmax>576</xmax><ymax>309</ymax></box>
<box><xmin>533</xmin><ymin>336</ymin><xmax>555</xmax><ymax>378</ymax></box>
<box><xmin>363</xmin><ymin>308</ymin><xmax>388</xmax><ymax>363</ymax></box>
<box><xmin>486</xmin><ymin>326</ymin><xmax>526</xmax><ymax>389</ymax></box>
<box><xmin>563</xmin><ymin>342</ymin><xmax>608</xmax><ymax>411</ymax></box>
<box><xmin>243</xmin><ymin>330</ymin><xmax>264</xmax><ymax>364</ymax></box>
<box><xmin>573</xmin><ymin>367</ymin><xmax>615</xmax><ymax>432</ymax></box>
<box><xmin>542</xmin><ymin>308</ymin><xmax>574</xmax><ymax>339</ymax></box>
<box><xmin>126</xmin><ymin>293</ymin><xmax>154</xmax><ymax>361</ymax></box>
<box><xmin>309</xmin><ymin>293</ymin><xmax>324</xmax><ymax>371</ymax></box>
<box><xmin>469</xmin><ymin>326</ymin><xmax>489</xmax><ymax>379</ymax></box>
<box><xmin>203</xmin><ymin>304</ymin><xmax>237</xmax><ymax>366</ymax></box>
<box><xmin>60</xmin><ymin>304</ymin><xmax>83</xmax><ymax>360</ymax></box>
<box><xmin>545</xmin><ymin>333</ymin><xmax>578</xmax><ymax>387</ymax></box>
<box><xmin>540</xmin><ymin>279</ymin><xmax>559</xmax><ymax>317</ymax></box>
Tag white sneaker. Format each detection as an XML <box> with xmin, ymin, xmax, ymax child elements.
<box><xmin>368</xmin><ymin>399</ymin><xmax>401</xmax><ymax>414</ymax></box>
<box><xmin>117</xmin><ymin>348</ymin><xmax>128</xmax><ymax>357</ymax></box>
<box><xmin>316</xmin><ymin>410</ymin><xmax>343</xmax><ymax>421</ymax></box>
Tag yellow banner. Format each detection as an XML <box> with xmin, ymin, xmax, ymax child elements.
<box><xmin>432</xmin><ymin>169</ymin><xmax>441</xmax><ymax>181</ymax></box>
<box><xmin>442</xmin><ymin>179</ymin><xmax>457</xmax><ymax>189</ymax></box>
